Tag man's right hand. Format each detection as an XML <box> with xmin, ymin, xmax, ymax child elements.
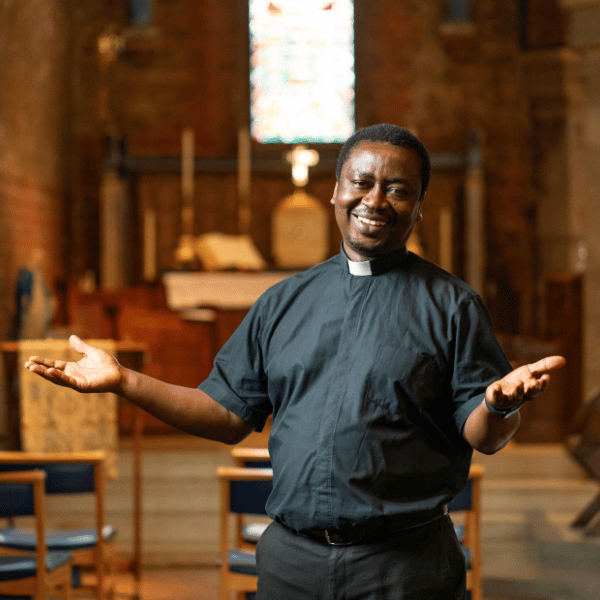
<box><xmin>24</xmin><ymin>335</ymin><xmax>122</xmax><ymax>394</ymax></box>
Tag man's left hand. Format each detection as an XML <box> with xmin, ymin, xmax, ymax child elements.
<box><xmin>486</xmin><ymin>355</ymin><xmax>566</xmax><ymax>413</ymax></box>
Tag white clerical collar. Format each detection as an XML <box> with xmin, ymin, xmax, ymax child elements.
<box><xmin>342</xmin><ymin>245</ymin><xmax>409</xmax><ymax>277</ymax></box>
<box><xmin>347</xmin><ymin>259</ymin><xmax>374</xmax><ymax>276</ymax></box>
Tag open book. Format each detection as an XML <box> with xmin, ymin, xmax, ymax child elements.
<box><xmin>195</xmin><ymin>232</ymin><xmax>267</xmax><ymax>271</ymax></box>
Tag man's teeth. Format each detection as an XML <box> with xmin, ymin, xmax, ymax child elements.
<box><xmin>356</xmin><ymin>215</ymin><xmax>386</xmax><ymax>227</ymax></box>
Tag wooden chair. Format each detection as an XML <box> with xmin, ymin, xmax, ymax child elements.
<box><xmin>230</xmin><ymin>448</ymin><xmax>271</xmax><ymax>549</ymax></box>
<box><xmin>449</xmin><ymin>464</ymin><xmax>484</xmax><ymax>600</ymax></box>
<box><xmin>231</xmin><ymin>448</ymin><xmax>270</xmax><ymax>468</ymax></box>
<box><xmin>0</xmin><ymin>451</ymin><xmax>116</xmax><ymax>600</ymax></box>
<box><xmin>217</xmin><ymin>466</ymin><xmax>273</xmax><ymax>600</ymax></box>
<box><xmin>0</xmin><ymin>469</ymin><xmax>73</xmax><ymax>600</ymax></box>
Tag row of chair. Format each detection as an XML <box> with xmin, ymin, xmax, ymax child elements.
<box><xmin>218</xmin><ymin>447</ymin><xmax>484</xmax><ymax>600</ymax></box>
<box><xmin>0</xmin><ymin>451</ymin><xmax>116</xmax><ymax>600</ymax></box>
<box><xmin>1</xmin><ymin>447</ymin><xmax>483</xmax><ymax>600</ymax></box>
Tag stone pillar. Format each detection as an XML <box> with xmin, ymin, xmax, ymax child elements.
<box><xmin>558</xmin><ymin>0</ymin><xmax>600</xmax><ymax>397</ymax></box>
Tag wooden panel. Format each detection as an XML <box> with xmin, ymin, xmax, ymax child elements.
<box><xmin>494</xmin><ymin>273</ymin><xmax>582</xmax><ymax>443</ymax></box>
<box><xmin>117</xmin><ymin>305</ymin><xmax>216</xmax><ymax>435</ymax></box>
<box><xmin>545</xmin><ymin>273</ymin><xmax>583</xmax><ymax>426</ymax></box>
<box><xmin>522</xmin><ymin>0</ymin><xmax>566</xmax><ymax>49</ymax></box>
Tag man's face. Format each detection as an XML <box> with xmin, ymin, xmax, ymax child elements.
<box><xmin>331</xmin><ymin>141</ymin><xmax>424</xmax><ymax>262</ymax></box>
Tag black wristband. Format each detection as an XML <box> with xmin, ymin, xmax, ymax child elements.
<box><xmin>484</xmin><ymin>398</ymin><xmax>521</xmax><ymax>419</ymax></box>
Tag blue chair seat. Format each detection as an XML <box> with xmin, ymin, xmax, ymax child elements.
<box><xmin>228</xmin><ymin>550</ymin><xmax>257</xmax><ymax>576</ymax></box>
<box><xmin>241</xmin><ymin>522</ymin><xmax>269</xmax><ymax>545</ymax></box>
<box><xmin>461</xmin><ymin>546</ymin><xmax>471</xmax><ymax>569</ymax></box>
<box><xmin>0</xmin><ymin>553</ymin><xmax>72</xmax><ymax>581</ymax></box>
<box><xmin>0</xmin><ymin>525</ymin><xmax>116</xmax><ymax>551</ymax></box>
<box><xmin>453</xmin><ymin>523</ymin><xmax>465</xmax><ymax>542</ymax></box>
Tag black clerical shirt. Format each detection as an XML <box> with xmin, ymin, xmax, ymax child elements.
<box><xmin>199</xmin><ymin>248</ymin><xmax>511</xmax><ymax>533</ymax></box>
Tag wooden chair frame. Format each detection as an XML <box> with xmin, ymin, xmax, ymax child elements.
<box><xmin>449</xmin><ymin>464</ymin><xmax>484</xmax><ymax>600</ymax></box>
<box><xmin>217</xmin><ymin>466</ymin><xmax>273</xmax><ymax>600</ymax></box>
<box><xmin>231</xmin><ymin>448</ymin><xmax>270</xmax><ymax>467</ymax></box>
<box><xmin>0</xmin><ymin>470</ymin><xmax>73</xmax><ymax>600</ymax></box>
<box><xmin>0</xmin><ymin>451</ymin><xmax>115</xmax><ymax>600</ymax></box>
<box><xmin>230</xmin><ymin>448</ymin><xmax>271</xmax><ymax>550</ymax></box>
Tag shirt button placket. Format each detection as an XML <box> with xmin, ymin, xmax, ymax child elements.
<box><xmin>314</xmin><ymin>276</ymin><xmax>371</xmax><ymax>527</ymax></box>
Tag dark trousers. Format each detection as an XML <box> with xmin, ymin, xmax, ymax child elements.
<box><xmin>255</xmin><ymin>516</ymin><xmax>466</xmax><ymax>600</ymax></box>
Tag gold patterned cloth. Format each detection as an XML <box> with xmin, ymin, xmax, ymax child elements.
<box><xmin>17</xmin><ymin>339</ymin><xmax>118</xmax><ymax>478</ymax></box>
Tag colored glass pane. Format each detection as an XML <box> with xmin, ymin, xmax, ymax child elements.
<box><xmin>249</xmin><ymin>0</ymin><xmax>355</xmax><ymax>143</ymax></box>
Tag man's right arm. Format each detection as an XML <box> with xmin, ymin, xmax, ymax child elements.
<box><xmin>25</xmin><ymin>335</ymin><xmax>255</xmax><ymax>445</ymax></box>
<box><xmin>118</xmin><ymin>368</ymin><xmax>254</xmax><ymax>444</ymax></box>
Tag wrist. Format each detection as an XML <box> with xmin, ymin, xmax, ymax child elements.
<box><xmin>113</xmin><ymin>364</ymin><xmax>132</xmax><ymax>396</ymax></box>
<box><xmin>484</xmin><ymin>397</ymin><xmax>521</xmax><ymax>419</ymax></box>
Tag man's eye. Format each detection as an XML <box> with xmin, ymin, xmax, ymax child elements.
<box><xmin>353</xmin><ymin>180</ymin><xmax>369</xmax><ymax>188</ymax></box>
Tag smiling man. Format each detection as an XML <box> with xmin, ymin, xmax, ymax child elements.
<box><xmin>332</xmin><ymin>133</ymin><xmax>426</xmax><ymax>261</ymax></box>
<box><xmin>25</xmin><ymin>124</ymin><xmax>565</xmax><ymax>599</ymax></box>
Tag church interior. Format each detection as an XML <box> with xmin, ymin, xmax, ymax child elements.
<box><xmin>1</xmin><ymin>1</ymin><xmax>600</xmax><ymax>599</ymax></box>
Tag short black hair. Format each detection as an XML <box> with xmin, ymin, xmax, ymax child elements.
<box><xmin>336</xmin><ymin>124</ymin><xmax>431</xmax><ymax>197</ymax></box>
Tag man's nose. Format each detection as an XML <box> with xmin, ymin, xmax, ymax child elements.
<box><xmin>362</xmin><ymin>185</ymin><xmax>387</xmax><ymax>210</ymax></box>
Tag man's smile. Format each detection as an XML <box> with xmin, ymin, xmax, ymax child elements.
<box><xmin>353</xmin><ymin>213</ymin><xmax>390</xmax><ymax>228</ymax></box>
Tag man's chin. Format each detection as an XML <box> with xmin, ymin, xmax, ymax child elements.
<box><xmin>345</xmin><ymin>238</ymin><xmax>392</xmax><ymax>260</ymax></box>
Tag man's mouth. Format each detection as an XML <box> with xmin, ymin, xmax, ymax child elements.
<box><xmin>353</xmin><ymin>214</ymin><xmax>389</xmax><ymax>228</ymax></box>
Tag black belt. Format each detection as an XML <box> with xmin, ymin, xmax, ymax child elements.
<box><xmin>300</xmin><ymin>507</ymin><xmax>448</xmax><ymax>546</ymax></box>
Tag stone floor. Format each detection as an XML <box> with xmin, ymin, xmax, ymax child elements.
<box><xmin>107</xmin><ymin>443</ymin><xmax>600</xmax><ymax>600</ymax></box>
<box><xmin>39</xmin><ymin>441</ymin><xmax>600</xmax><ymax>600</ymax></box>
<box><xmin>474</xmin><ymin>444</ymin><xmax>600</xmax><ymax>600</ymax></box>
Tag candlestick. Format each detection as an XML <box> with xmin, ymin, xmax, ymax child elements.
<box><xmin>439</xmin><ymin>206</ymin><xmax>453</xmax><ymax>273</ymax></box>
<box><xmin>143</xmin><ymin>208</ymin><xmax>157</xmax><ymax>281</ymax></box>
<box><xmin>181</xmin><ymin>128</ymin><xmax>194</xmax><ymax>208</ymax></box>
<box><xmin>238</xmin><ymin>126</ymin><xmax>252</xmax><ymax>234</ymax></box>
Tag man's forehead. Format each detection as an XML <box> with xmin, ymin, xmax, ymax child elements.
<box><xmin>343</xmin><ymin>141</ymin><xmax>421</xmax><ymax>173</ymax></box>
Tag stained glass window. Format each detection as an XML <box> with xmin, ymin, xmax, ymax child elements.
<box><xmin>249</xmin><ymin>0</ymin><xmax>355</xmax><ymax>144</ymax></box>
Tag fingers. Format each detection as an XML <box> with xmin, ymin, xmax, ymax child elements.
<box><xmin>25</xmin><ymin>356</ymin><xmax>66</xmax><ymax>370</ymax></box>
<box><xmin>487</xmin><ymin>382</ymin><xmax>502</xmax><ymax>401</ymax></box>
<box><xmin>69</xmin><ymin>334</ymin><xmax>92</xmax><ymax>355</ymax></box>
<box><xmin>487</xmin><ymin>379</ymin><xmax>523</xmax><ymax>407</ymax></box>
<box><xmin>26</xmin><ymin>364</ymin><xmax>77</xmax><ymax>388</ymax></box>
<box><xmin>527</xmin><ymin>355</ymin><xmax>566</xmax><ymax>376</ymax></box>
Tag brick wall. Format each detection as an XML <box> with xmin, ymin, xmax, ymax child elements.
<box><xmin>0</xmin><ymin>0</ymin><xmax>72</xmax><ymax>338</ymax></box>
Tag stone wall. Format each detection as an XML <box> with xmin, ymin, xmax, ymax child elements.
<box><xmin>558</xmin><ymin>0</ymin><xmax>600</xmax><ymax>398</ymax></box>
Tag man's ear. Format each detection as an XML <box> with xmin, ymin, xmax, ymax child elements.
<box><xmin>330</xmin><ymin>182</ymin><xmax>338</xmax><ymax>205</ymax></box>
<box><xmin>416</xmin><ymin>193</ymin><xmax>426</xmax><ymax>221</ymax></box>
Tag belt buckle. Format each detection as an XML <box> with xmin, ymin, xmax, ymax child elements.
<box><xmin>324</xmin><ymin>529</ymin><xmax>353</xmax><ymax>546</ymax></box>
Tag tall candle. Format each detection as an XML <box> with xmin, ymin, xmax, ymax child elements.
<box><xmin>439</xmin><ymin>206</ymin><xmax>453</xmax><ymax>273</ymax></box>
<box><xmin>465</xmin><ymin>131</ymin><xmax>485</xmax><ymax>298</ymax></box>
<box><xmin>238</xmin><ymin>126</ymin><xmax>251</xmax><ymax>234</ymax></box>
<box><xmin>143</xmin><ymin>207</ymin><xmax>157</xmax><ymax>281</ymax></box>
<box><xmin>181</xmin><ymin>128</ymin><xmax>194</xmax><ymax>201</ymax></box>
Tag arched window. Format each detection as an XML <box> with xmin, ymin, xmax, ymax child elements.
<box><xmin>249</xmin><ymin>0</ymin><xmax>355</xmax><ymax>144</ymax></box>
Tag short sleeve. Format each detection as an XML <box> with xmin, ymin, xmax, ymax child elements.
<box><xmin>451</xmin><ymin>294</ymin><xmax>512</xmax><ymax>433</ymax></box>
<box><xmin>198</xmin><ymin>299</ymin><xmax>272</xmax><ymax>432</ymax></box>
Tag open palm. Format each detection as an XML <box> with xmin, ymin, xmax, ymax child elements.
<box><xmin>24</xmin><ymin>335</ymin><xmax>122</xmax><ymax>393</ymax></box>
<box><xmin>486</xmin><ymin>355</ymin><xmax>566</xmax><ymax>412</ymax></box>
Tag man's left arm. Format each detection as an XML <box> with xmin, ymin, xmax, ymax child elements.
<box><xmin>462</xmin><ymin>355</ymin><xmax>566</xmax><ymax>454</ymax></box>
